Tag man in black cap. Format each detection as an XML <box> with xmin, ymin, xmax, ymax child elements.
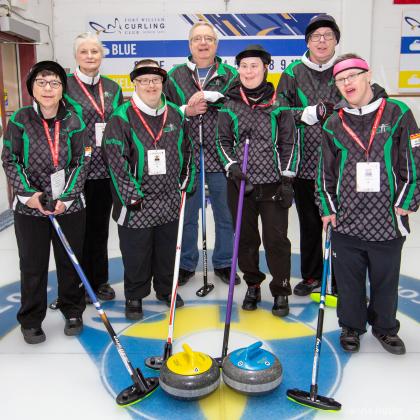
<box><xmin>278</xmin><ymin>14</ymin><xmax>341</xmax><ymax>297</ymax></box>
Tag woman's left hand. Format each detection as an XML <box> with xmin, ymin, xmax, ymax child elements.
<box><xmin>395</xmin><ymin>207</ymin><xmax>412</xmax><ymax>216</ymax></box>
<box><xmin>53</xmin><ymin>200</ymin><xmax>66</xmax><ymax>215</ymax></box>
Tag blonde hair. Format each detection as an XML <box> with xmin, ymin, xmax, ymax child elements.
<box><xmin>188</xmin><ymin>21</ymin><xmax>218</xmax><ymax>45</ymax></box>
<box><xmin>73</xmin><ymin>32</ymin><xmax>105</xmax><ymax>57</ymax></box>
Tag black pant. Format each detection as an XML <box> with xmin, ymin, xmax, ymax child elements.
<box><xmin>81</xmin><ymin>179</ymin><xmax>112</xmax><ymax>290</ymax></box>
<box><xmin>227</xmin><ymin>181</ymin><xmax>291</xmax><ymax>296</ymax></box>
<box><xmin>293</xmin><ymin>177</ymin><xmax>324</xmax><ymax>281</ymax></box>
<box><xmin>332</xmin><ymin>231</ymin><xmax>405</xmax><ymax>335</ymax></box>
<box><xmin>15</xmin><ymin>211</ymin><xmax>86</xmax><ymax>328</ymax></box>
<box><xmin>118</xmin><ymin>219</ymin><xmax>178</xmax><ymax>299</ymax></box>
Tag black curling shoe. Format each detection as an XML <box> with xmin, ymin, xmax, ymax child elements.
<box><xmin>339</xmin><ymin>328</ymin><xmax>360</xmax><ymax>353</ymax></box>
<box><xmin>272</xmin><ymin>296</ymin><xmax>289</xmax><ymax>317</ymax></box>
<box><xmin>373</xmin><ymin>331</ymin><xmax>406</xmax><ymax>355</ymax></box>
<box><xmin>125</xmin><ymin>299</ymin><xmax>143</xmax><ymax>320</ymax></box>
<box><xmin>64</xmin><ymin>318</ymin><xmax>83</xmax><ymax>336</ymax></box>
<box><xmin>242</xmin><ymin>285</ymin><xmax>261</xmax><ymax>311</ymax></box>
<box><xmin>21</xmin><ymin>326</ymin><xmax>46</xmax><ymax>344</ymax></box>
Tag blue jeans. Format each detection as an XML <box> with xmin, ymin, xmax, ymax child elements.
<box><xmin>181</xmin><ymin>172</ymin><xmax>234</xmax><ymax>271</ymax></box>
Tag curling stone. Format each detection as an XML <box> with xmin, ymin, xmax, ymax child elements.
<box><xmin>159</xmin><ymin>343</ymin><xmax>220</xmax><ymax>400</ymax></box>
<box><xmin>222</xmin><ymin>341</ymin><xmax>282</xmax><ymax>395</ymax></box>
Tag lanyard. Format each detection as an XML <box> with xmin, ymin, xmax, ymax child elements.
<box><xmin>192</xmin><ymin>62</ymin><xmax>217</xmax><ymax>90</ymax></box>
<box><xmin>74</xmin><ymin>74</ymin><xmax>105</xmax><ymax>121</ymax></box>
<box><xmin>338</xmin><ymin>99</ymin><xmax>386</xmax><ymax>159</ymax></box>
<box><xmin>130</xmin><ymin>98</ymin><xmax>168</xmax><ymax>147</ymax></box>
<box><xmin>239</xmin><ymin>87</ymin><xmax>277</xmax><ymax>109</ymax></box>
<box><xmin>42</xmin><ymin>120</ymin><xmax>61</xmax><ymax>168</ymax></box>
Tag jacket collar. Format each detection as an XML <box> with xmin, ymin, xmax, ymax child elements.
<box><xmin>131</xmin><ymin>91</ymin><xmax>167</xmax><ymax>116</ymax></box>
<box><xmin>186</xmin><ymin>56</ymin><xmax>225</xmax><ymax>75</ymax></box>
<box><xmin>33</xmin><ymin>99</ymin><xmax>68</xmax><ymax>121</ymax></box>
<box><xmin>302</xmin><ymin>50</ymin><xmax>337</xmax><ymax>72</ymax></box>
<box><xmin>75</xmin><ymin>66</ymin><xmax>101</xmax><ymax>85</ymax></box>
<box><xmin>342</xmin><ymin>97</ymin><xmax>384</xmax><ymax>116</ymax></box>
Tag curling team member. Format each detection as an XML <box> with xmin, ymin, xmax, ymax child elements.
<box><xmin>217</xmin><ymin>45</ymin><xmax>298</xmax><ymax>317</ymax></box>
<box><xmin>164</xmin><ymin>21</ymin><xmax>240</xmax><ymax>286</ymax></box>
<box><xmin>102</xmin><ymin>60</ymin><xmax>195</xmax><ymax>320</ymax></box>
<box><xmin>2</xmin><ymin>61</ymin><xmax>89</xmax><ymax>343</ymax></box>
<box><xmin>50</xmin><ymin>32</ymin><xmax>123</xmax><ymax>309</ymax></box>
<box><xmin>317</xmin><ymin>54</ymin><xmax>420</xmax><ymax>354</ymax></box>
<box><xmin>278</xmin><ymin>14</ymin><xmax>342</xmax><ymax>297</ymax></box>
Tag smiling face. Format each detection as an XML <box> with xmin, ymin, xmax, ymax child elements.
<box><xmin>189</xmin><ymin>24</ymin><xmax>217</xmax><ymax>67</ymax></box>
<box><xmin>134</xmin><ymin>64</ymin><xmax>163</xmax><ymax>109</ymax></box>
<box><xmin>238</xmin><ymin>57</ymin><xmax>266</xmax><ymax>89</ymax></box>
<box><xmin>335</xmin><ymin>68</ymin><xmax>373</xmax><ymax>108</ymax></box>
<box><xmin>32</xmin><ymin>72</ymin><xmax>63</xmax><ymax>111</ymax></box>
<box><xmin>76</xmin><ymin>40</ymin><xmax>103</xmax><ymax>75</ymax></box>
<box><xmin>307</xmin><ymin>26</ymin><xmax>337</xmax><ymax>64</ymax></box>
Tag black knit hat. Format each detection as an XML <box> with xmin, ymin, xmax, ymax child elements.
<box><xmin>26</xmin><ymin>61</ymin><xmax>67</xmax><ymax>97</ymax></box>
<box><xmin>305</xmin><ymin>14</ymin><xmax>340</xmax><ymax>44</ymax></box>
<box><xmin>235</xmin><ymin>44</ymin><xmax>271</xmax><ymax>66</ymax></box>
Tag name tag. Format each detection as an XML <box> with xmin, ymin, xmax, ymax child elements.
<box><xmin>356</xmin><ymin>162</ymin><xmax>380</xmax><ymax>192</ymax></box>
<box><xmin>51</xmin><ymin>169</ymin><xmax>65</xmax><ymax>199</ymax></box>
<box><xmin>95</xmin><ymin>122</ymin><xmax>107</xmax><ymax>147</ymax></box>
<box><xmin>147</xmin><ymin>149</ymin><xmax>166</xmax><ymax>175</ymax></box>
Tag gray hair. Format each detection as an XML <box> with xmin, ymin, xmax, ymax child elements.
<box><xmin>73</xmin><ymin>32</ymin><xmax>105</xmax><ymax>57</ymax></box>
<box><xmin>188</xmin><ymin>21</ymin><xmax>218</xmax><ymax>45</ymax></box>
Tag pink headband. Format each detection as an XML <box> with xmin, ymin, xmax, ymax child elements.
<box><xmin>333</xmin><ymin>58</ymin><xmax>369</xmax><ymax>77</ymax></box>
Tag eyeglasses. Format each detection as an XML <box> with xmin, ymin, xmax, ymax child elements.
<box><xmin>309</xmin><ymin>31</ymin><xmax>335</xmax><ymax>42</ymax></box>
<box><xmin>34</xmin><ymin>79</ymin><xmax>62</xmax><ymax>89</ymax></box>
<box><xmin>134</xmin><ymin>78</ymin><xmax>163</xmax><ymax>86</ymax></box>
<box><xmin>335</xmin><ymin>71</ymin><xmax>367</xmax><ymax>86</ymax></box>
<box><xmin>190</xmin><ymin>35</ymin><xmax>216</xmax><ymax>44</ymax></box>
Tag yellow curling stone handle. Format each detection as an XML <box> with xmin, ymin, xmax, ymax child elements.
<box><xmin>166</xmin><ymin>343</ymin><xmax>213</xmax><ymax>376</ymax></box>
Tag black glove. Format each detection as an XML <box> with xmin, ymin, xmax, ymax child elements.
<box><xmin>39</xmin><ymin>192</ymin><xmax>57</xmax><ymax>212</ymax></box>
<box><xmin>127</xmin><ymin>198</ymin><xmax>143</xmax><ymax>211</ymax></box>
<box><xmin>228</xmin><ymin>163</ymin><xmax>254</xmax><ymax>196</ymax></box>
<box><xmin>273</xmin><ymin>176</ymin><xmax>294</xmax><ymax>208</ymax></box>
<box><xmin>316</xmin><ymin>101</ymin><xmax>335</xmax><ymax>122</ymax></box>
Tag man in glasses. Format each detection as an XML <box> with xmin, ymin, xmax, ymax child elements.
<box><xmin>316</xmin><ymin>54</ymin><xmax>420</xmax><ymax>355</ymax></box>
<box><xmin>278</xmin><ymin>14</ymin><xmax>341</xmax><ymax>298</ymax></box>
<box><xmin>102</xmin><ymin>60</ymin><xmax>195</xmax><ymax>320</ymax></box>
<box><xmin>165</xmin><ymin>21</ymin><xmax>239</xmax><ymax>286</ymax></box>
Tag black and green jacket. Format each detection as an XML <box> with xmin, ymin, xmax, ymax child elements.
<box><xmin>64</xmin><ymin>67</ymin><xmax>123</xmax><ymax>180</ymax></box>
<box><xmin>2</xmin><ymin>103</ymin><xmax>89</xmax><ymax>217</ymax></box>
<box><xmin>164</xmin><ymin>56</ymin><xmax>237</xmax><ymax>172</ymax></box>
<box><xmin>216</xmin><ymin>82</ymin><xmax>298</xmax><ymax>184</ymax></box>
<box><xmin>278</xmin><ymin>51</ymin><xmax>341</xmax><ymax>180</ymax></box>
<box><xmin>102</xmin><ymin>92</ymin><xmax>195</xmax><ymax>229</ymax></box>
<box><xmin>316</xmin><ymin>84</ymin><xmax>420</xmax><ymax>241</ymax></box>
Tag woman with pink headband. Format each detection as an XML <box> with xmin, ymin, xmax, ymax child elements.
<box><xmin>316</xmin><ymin>53</ymin><xmax>420</xmax><ymax>355</ymax></box>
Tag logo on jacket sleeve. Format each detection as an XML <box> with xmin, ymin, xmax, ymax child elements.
<box><xmin>410</xmin><ymin>132</ymin><xmax>420</xmax><ymax>148</ymax></box>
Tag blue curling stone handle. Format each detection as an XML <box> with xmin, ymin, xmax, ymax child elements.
<box><xmin>228</xmin><ymin>341</ymin><xmax>276</xmax><ymax>371</ymax></box>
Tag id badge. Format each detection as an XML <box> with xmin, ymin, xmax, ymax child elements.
<box><xmin>356</xmin><ymin>162</ymin><xmax>380</xmax><ymax>192</ymax></box>
<box><xmin>95</xmin><ymin>122</ymin><xmax>107</xmax><ymax>147</ymax></box>
<box><xmin>51</xmin><ymin>169</ymin><xmax>65</xmax><ymax>199</ymax></box>
<box><xmin>147</xmin><ymin>149</ymin><xmax>166</xmax><ymax>175</ymax></box>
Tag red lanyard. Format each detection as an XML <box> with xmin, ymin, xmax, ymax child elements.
<box><xmin>74</xmin><ymin>73</ymin><xmax>105</xmax><ymax>121</ymax></box>
<box><xmin>42</xmin><ymin>120</ymin><xmax>61</xmax><ymax>168</ymax></box>
<box><xmin>130</xmin><ymin>98</ymin><xmax>168</xmax><ymax>146</ymax></box>
<box><xmin>240</xmin><ymin>87</ymin><xmax>277</xmax><ymax>109</ymax></box>
<box><xmin>338</xmin><ymin>99</ymin><xmax>386</xmax><ymax>159</ymax></box>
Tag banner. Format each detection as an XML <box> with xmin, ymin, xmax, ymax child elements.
<box><xmin>87</xmin><ymin>13</ymin><xmax>321</xmax><ymax>93</ymax></box>
<box><xmin>394</xmin><ymin>1</ymin><xmax>420</xmax><ymax>4</ymax></box>
<box><xmin>398</xmin><ymin>10</ymin><xmax>420</xmax><ymax>92</ymax></box>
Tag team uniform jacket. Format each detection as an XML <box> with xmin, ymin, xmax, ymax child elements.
<box><xmin>164</xmin><ymin>56</ymin><xmax>237</xmax><ymax>172</ymax></box>
<box><xmin>102</xmin><ymin>93</ymin><xmax>195</xmax><ymax>229</ymax></box>
<box><xmin>278</xmin><ymin>52</ymin><xmax>341</xmax><ymax>180</ymax></box>
<box><xmin>64</xmin><ymin>68</ymin><xmax>123</xmax><ymax>180</ymax></box>
<box><xmin>316</xmin><ymin>84</ymin><xmax>420</xmax><ymax>241</ymax></box>
<box><xmin>2</xmin><ymin>103</ymin><xmax>89</xmax><ymax>217</ymax></box>
<box><xmin>216</xmin><ymin>83</ymin><xmax>298</xmax><ymax>184</ymax></box>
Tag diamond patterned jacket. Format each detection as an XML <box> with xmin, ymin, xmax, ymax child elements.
<box><xmin>102</xmin><ymin>93</ymin><xmax>195</xmax><ymax>229</ymax></box>
<box><xmin>278</xmin><ymin>51</ymin><xmax>341</xmax><ymax>180</ymax></box>
<box><xmin>164</xmin><ymin>56</ymin><xmax>238</xmax><ymax>173</ymax></box>
<box><xmin>216</xmin><ymin>82</ymin><xmax>299</xmax><ymax>184</ymax></box>
<box><xmin>2</xmin><ymin>103</ymin><xmax>89</xmax><ymax>216</ymax></box>
<box><xmin>316</xmin><ymin>84</ymin><xmax>420</xmax><ymax>241</ymax></box>
<box><xmin>64</xmin><ymin>69</ymin><xmax>123</xmax><ymax>180</ymax></box>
